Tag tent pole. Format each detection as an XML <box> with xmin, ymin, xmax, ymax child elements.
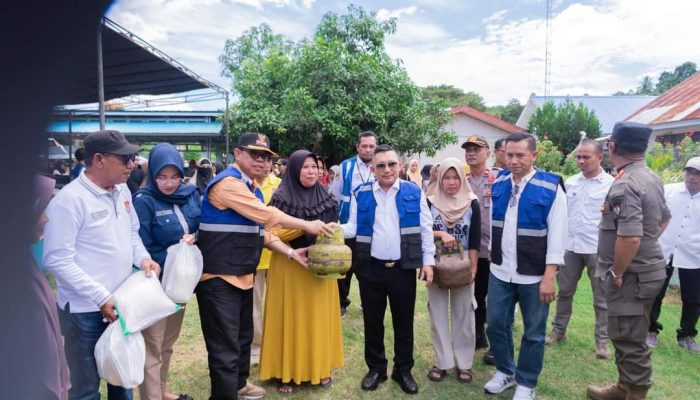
<box><xmin>224</xmin><ymin>92</ymin><xmax>230</xmax><ymax>165</ymax></box>
<box><xmin>97</xmin><ymin>20</ymin><xmax>106</xmax><ymax>130</ymax></box>
<box><xmin>68</xmin><ymin>110</ymin><xmax>73</xmax><ymax>168</ymax></box>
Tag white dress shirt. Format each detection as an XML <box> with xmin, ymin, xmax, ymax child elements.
<box><xmin>44</xmin><ymin>171</ymin><xmax>151</xmax><ymax>312</ymax></box>
<box><xmin>565</xmin><ymin>170</ymin><xmax>614</xmax><ymax>253</ymax></box>
<box><xmin>342</xmin><ymin>179</ymin><xmax>436</xmax><ymax>266</ymax></box>
<box><xmin>659</xmin><ymin>182</ymin><xmax>700</xmax><ymax>269</ymax></box>
<box><xmin>490</xmin><ymin>169</ymin><xmax>568</xmax><ymax>284</ymax></box>
<box><xmin>332</xmin><ymin>156</ymin><xmax>374</xmax><ymax>203</ymax></box>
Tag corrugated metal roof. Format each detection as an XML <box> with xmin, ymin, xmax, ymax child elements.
<box><xmin>626</xmin><ymin>72</ymin><xmax>700</xmax><ymax>125</ymax></box>
<box><xmin>46</xmin><ymin>121</ymin><xmax>222</xmax><ymax>136</ymax></box>
<box><xmin>525</xmin><ymin>95</ymin><xmax>656</xmax><ymax>134</ymax></box>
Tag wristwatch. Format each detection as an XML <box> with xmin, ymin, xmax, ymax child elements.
<box><xmin>607</xmin><ymin>269</ymin><xmax>622</xmax><ymax>280</ymax></box>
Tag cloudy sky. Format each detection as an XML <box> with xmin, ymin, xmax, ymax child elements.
<box><xmin>106</xmin><ymin>0</ymin><xmax>698</xmax><ymax>109</ymax></box>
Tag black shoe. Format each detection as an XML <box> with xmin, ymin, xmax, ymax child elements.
<box><xmin>391</xmin><ymin>370</ymin><xmax>419</xmax><ymax>395</ymax></box>
<box><xmin>482</xmin><ymin>349</ymin><xmax>495</xmax><ymax>366</ymax></box>
<box><xmin>340</xmin><ymin>306</ymin><xmax>347</xmax><ymax>317</ymax></box>
<box><xmin>361</xmin><ymin>370</ymin><xmax>387</xmax><ymax>391</ymax></box>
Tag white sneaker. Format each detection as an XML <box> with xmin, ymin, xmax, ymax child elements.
<box><xmin>513</xmin><ymin>385</ymin><xmax>536</xmax><ymax>400</ymax></box>
<box><xmin>484</xmin><ymin>370</ymin><xmax>515</xmax><ymax>394</ymax></box>
<box><xmin>678</xmin><ymin>336</ymin><xmax>700</xmax><ymax>353</ymax></box>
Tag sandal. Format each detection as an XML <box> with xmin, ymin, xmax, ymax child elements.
<box><xmin>426</xmin><ymin>365</ymin><xmax>447</xmax><ymax>382</ymax></box>
<box><xmin>456</xmin><ymin>368</ymin><xmax>473</xmax><ymax>383</ymax></box>
<box><xmin>319</xmin><ymin>377</ymin><xmax>333</xmax><ymax>388</ymax></box>
<box><xmin>277</xmin><ymin>382</ymin><xmax>293</xmax><ymax>395</ymax></box>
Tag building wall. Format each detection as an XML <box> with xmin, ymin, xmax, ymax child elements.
<box><xmin>419</xmin><ymin>114</ymin><xmax>511</xmax><ymax>166</ymax></box>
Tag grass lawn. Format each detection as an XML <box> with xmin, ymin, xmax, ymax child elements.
<box><xmin>133</xmin><ymin>275</ymin><xmax>699</xmax><ymax>399</ymax></box>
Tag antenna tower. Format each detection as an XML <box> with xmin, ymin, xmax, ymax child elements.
<box><xmin>544</xmin><ymin>0</ymin><xmax>552</xmax><ymax>99</ymax></box>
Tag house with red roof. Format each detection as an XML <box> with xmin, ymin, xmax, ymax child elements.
<box><xmin>419</xmin><ymin>104</ymin><xmax>526</xmax><ymax>165</ymax></box>
<box><xmin>626</xmin><ymin>71</ymin><xmax>700</xmax><ymax>142</ymax></box>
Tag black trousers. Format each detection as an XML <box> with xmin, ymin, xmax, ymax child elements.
<box><xmin>648</xmin><ymin>265</ymin><xmax>700</xmax><ymax>338</ymax></box>
<box><xmin>357</xmin><ymin>259</ymin><xmax>417</xmax><ymax>373</ymax></box>
<box><xmin>474</xmin><ymin>258</ymin><xmax>491</xmax><ymax>339</ymax></box>
<box><xmin>338</xmin><ymin>238</ymin><xmax>357</xmax><ymax>308</ymax></box>
<box><xmin>197</xmin><ymin>277</ymin><xmax>254</xmax><ymax>400</ymax></box>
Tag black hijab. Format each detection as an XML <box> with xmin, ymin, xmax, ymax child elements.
<box><xmin>270</xmin><ymin>150</ymin><xmax>338</xmax><ymax>248</ymax></box>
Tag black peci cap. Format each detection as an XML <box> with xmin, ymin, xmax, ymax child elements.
<box><xmin>610</xmin><ymin>122</ymin><xmax>652</xmax><ymax>153</ymax></box>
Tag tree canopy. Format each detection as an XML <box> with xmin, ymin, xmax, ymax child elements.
<box><xmin>219</xmin><ymin>6</ymin><xmax>455</xmax><ymax>163</ymax></box>
<box><xmin>527</xmin><ymin>100</ymin><xmax>601</xmax><ymax>156</ymax></box>
<box><xmin>614</xmin><ymin>61</ymin><xmax>697</xmax><ymax>96</ymax></box>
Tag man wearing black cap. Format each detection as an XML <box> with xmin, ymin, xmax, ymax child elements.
<box><xmin>44</xmin><ymin>130</ymin><xmax>160</xmax><ymax>400</ymax></box>
<box><xmin>461</xmin><ymin>135</ymin><xmax>500</xmax><ymax>361</ymax></box>
<box><xmin>196</xmin><ymin>132</ymin><xmax>335</xmax><ymax>400</ymax></box>
<box><xmin>588</xmin><ymin>122</ymin><xmax>671</xmax><ymax>400</ymax></box>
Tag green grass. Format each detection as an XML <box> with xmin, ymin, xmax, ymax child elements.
<box><xmin>133</xmin><ymin>276</ymin><xmax>699</xmax><ymax>399</ymax></box>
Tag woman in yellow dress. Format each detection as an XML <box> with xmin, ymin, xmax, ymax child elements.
<box><xmin>259</xmin><ymin>150</ymin><xmax>344</xmax><ymax>394</ymax></box>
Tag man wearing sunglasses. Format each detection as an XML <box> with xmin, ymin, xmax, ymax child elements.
<box><xmin>340</xmin><ymin>144</ymin><xmax>435</xmax><ymax>395</ymax></box>
<box><xmin>196</xmin><ymin>132</ymin><xmax>336</xmax><ymax>400</ymax></box>
<box><xmin>44</xmin><ymin>130</ymin><xmax>160</xmax><ymax>400</ymax></box>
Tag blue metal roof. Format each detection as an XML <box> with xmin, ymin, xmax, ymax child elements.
<box><xmin>46</xmin><ymin>120</ymin><xmax>222</xmax><ymax>136</ymax></box>
<box><xmin>523</xmin><ymin>95</ymin><xmax>656</xmax><ymax>134</ymax></box>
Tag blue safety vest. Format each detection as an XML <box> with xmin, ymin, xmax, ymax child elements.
<box><xmin>198</xmin><ymin>166</ymin><xmax>265</xmax><ymax>276</ymax></box>
<box><xmin>490</xmin><ymin>169</ymin><xmax>560</xmax><ymax>276</ymax></box>
<box><xmin>338</xmin><ymin>157</ymin><xmax>356</xmax><ymax>223</ymax></box>
<box><xmin>354</xmin><ymin>180</ymin><xmax>423</xmax><ymax>270</ymax></box>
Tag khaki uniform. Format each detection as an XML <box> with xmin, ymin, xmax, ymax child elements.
<box><xmin>597</xmin><ymin>160</ymin><xmax>671</xmax><ymax>388</ymax></box>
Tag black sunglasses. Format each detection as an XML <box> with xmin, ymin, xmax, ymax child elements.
<box><xmin>104</xmin><ymin>153</ymin><xmax>137</xmax><ymax>165</ymax></box>
<box><xmin>243</xmin><ymin>149</ymin><xmax>271</xmax><ymax>161</ymax></box>
<box><xmin>375</xmin><ymin>161</ymin><xmax>399</xmax><ymax>170</ymax></box>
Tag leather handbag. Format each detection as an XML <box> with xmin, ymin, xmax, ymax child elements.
<box><xmin>433</xmin><ymin>239</ymin><xmax>472</xmax><ymax>289</ymax></box>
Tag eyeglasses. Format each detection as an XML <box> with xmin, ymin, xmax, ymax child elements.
<box><xmin>104</xmin><ymin>153</ymin><xmax>137</xmax><ymax>165</ymax></box>
<box><xmin>509</xmin><ymin>184</ymin><xmax>520</xmax><ymax>207</ymax></box>
<box><xmin>155</xmin><ymin>176</ymin><xmax>183</xmax><ymax>185</ymax></box>
<box><xmin>243</xmin><ymin>149</ymin><xmax>271</xmax><ymax>161</ymax></box>
<box><xmin>374</xmin><ymin>161</ymin><xmax>399</xmax><ymax>170</ymax></box>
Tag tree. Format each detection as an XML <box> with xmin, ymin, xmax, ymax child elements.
<box><xmin>635</xmin><ymin>76</ymin><xmax>655</xmax><ymax>95</ymax></box>
<box><xmin>219</xmin><ymin>6</ymin><xmax>455</xmax><ymax>162</ymax></box>
<box><xmin>486</xmin><ymin>99</ymin><xmax>524</xmax><ymax>125</ymax></box>
<box><xmin>534</xmin><ymin>139</ymin><xmax>563</xmax><ymax>173</ymax></box>
<box><xmin>527</xmin><ymin>100</ymin><xmax>602</xmax><ymax>155</ymax></box>
<box><xmin>420</xmin><ymin>85</ymin><xmax>486</xmax><ymax>111</ymax></box>
<box><xmin>656</xmin><ymin>61</ymin><xmax>697</xmax><ymax>94</ymax></box>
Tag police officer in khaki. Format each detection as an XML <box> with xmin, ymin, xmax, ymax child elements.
<box><xmin>587</xmin><ymin>122</ymin><xmax>671</xmax><ymax>400</ymax></box>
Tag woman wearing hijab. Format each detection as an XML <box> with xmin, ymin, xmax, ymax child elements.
<box><xmin>31</xmin><ymin>175</ymin><xmax>70</xmax><ymax>400</ymax></box>
<box><xmin>192</xmin><ymin>157</ymin><xmax>214</xmax><ymax>196</ymax></box>
<box><xmin>425</xmin><ymin>157</ymin><xmax>481</xmax><ymax>384</ymax></box>
<box><xmin>133</xmin><ymin>143</ymin><xmax>201</xmax><ymax>400</ymax></box>
<box><xmin>259</xmin><ymin>150</ymin><xmax>344</xmax><ymax>394</ymax></box>
<box><xmin>406</xmin><ymin>159</ymin><xmax>422</xmax><ymax>185</ymax></box>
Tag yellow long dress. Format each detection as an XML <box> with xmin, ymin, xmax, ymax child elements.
<box><xmin>258</xmin><ymin>228</ymin><xmax>344</xmax><ymax>384</ymax></box>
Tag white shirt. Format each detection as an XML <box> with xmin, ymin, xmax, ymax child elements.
<box><xmin>44</xmin><ymin>171</ymin><xmax>151</xmax><ymax>312</ymax></box>
<box><xmin>565</xmin><ymin>170</ymin><xmax>614</xmax><ymax>253</ymax></box>
<box><xmin>659</xmin><ymin>182</ymin><xmax>700</xmax><ymax>269</ymax></box>
<box><xmin>490</xmin><ymin>169</ymin><xmax>568</xmax><ymax>284</ymax></box>
<box><xmin>332</xmin><ymin>156</ymin><xmax>374</xmax><ymax>203</ymax></box>
<box><xmin>342</xmin><ymin>179</ymin><xmax>436</xmax><ymax>266</ymax></box>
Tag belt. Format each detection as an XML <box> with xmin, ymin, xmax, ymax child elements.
<box><xmin>371</xmin><ymin>257</ymin><xmax>400</xmax><ymax>268</ymax></box>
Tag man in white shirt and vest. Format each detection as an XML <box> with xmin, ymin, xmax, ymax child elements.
<box><xmin>483</xmin><ymin>133</ymin><xmax>567</xmax><ymax>400</ymax></box>
<box><xmin>340</xmin><ymin>144</ymin><xmax>435</xmax><ymax>395</ymax></box>
<box><xmin>546</xmin><ymin>139</ymin><xmax>614</xmax><ymax>359</ymax></box>
<box><xmin>44</xmin><ymin>130</ymin><xmax>160</xmax><ymax>400</ymax></box>
<box><xmin>646</xmin><ymin>156</ymin><xmax>700</xmax><ymax>353</ymax></box>
<box><xmin>334</xmin><ymin>131</ymin><xmax>377</xmax><ymax>316</ymax></box>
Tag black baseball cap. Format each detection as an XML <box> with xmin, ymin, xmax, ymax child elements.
<box><xmin>236</xmin><ymin>132</ymin><xmax>279</xmax><ymax>158</ymax></box>
<box><xmin>84</xmin><ymin>130</ymin><xmax>140</xmax><ymax>157</ymax></box>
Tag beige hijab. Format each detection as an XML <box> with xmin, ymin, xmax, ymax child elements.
<box><xmin>406</xmin><ymin>159</ymin><xmax>422</xmax><ymax>185</ymax></box>
<box><xmin>427</xmin><ymin>157</ymin><xmax>477</xmax><ymax>228</ymax></box>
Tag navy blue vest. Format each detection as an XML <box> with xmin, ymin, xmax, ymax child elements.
<box><xmin>491</xmin><ymin>170</ymin><xmax>560</xmax><ymax>276</ymax></box>
<box><xmin>354</xmin><ymin>180</ymin><xmax>423</xmax><ymax>273</ymax></box>
<box><xmin>198</xmin><ymin>166</ymin><xmax>265</xmax><ymax>276</ymax></box>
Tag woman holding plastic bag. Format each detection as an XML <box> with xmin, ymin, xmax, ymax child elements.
<box><xmin>133</xmin><ymin>143</ymin><xmax>200</xmax><ymax>400</ymax></box>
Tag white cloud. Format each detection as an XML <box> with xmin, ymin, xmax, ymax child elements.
<box><xmin>386</xmin><ymin>0</ymin><xmax>700</xmax><ymax>105</ymax></box>
<box><xmin>483</xmin><ymin>9</ymin><xmax>508</xmax><ymax>24</ymax></box>
<box><xmin>377</xmin><ymin>6</ymin><xmax>418</xmax><ymax>22</ymax></box>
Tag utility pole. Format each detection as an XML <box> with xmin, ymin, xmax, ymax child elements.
<box><xmin>544</xmin><ymin>0</ymin><xmax>552</xmax><ymax>100</ymax></box>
